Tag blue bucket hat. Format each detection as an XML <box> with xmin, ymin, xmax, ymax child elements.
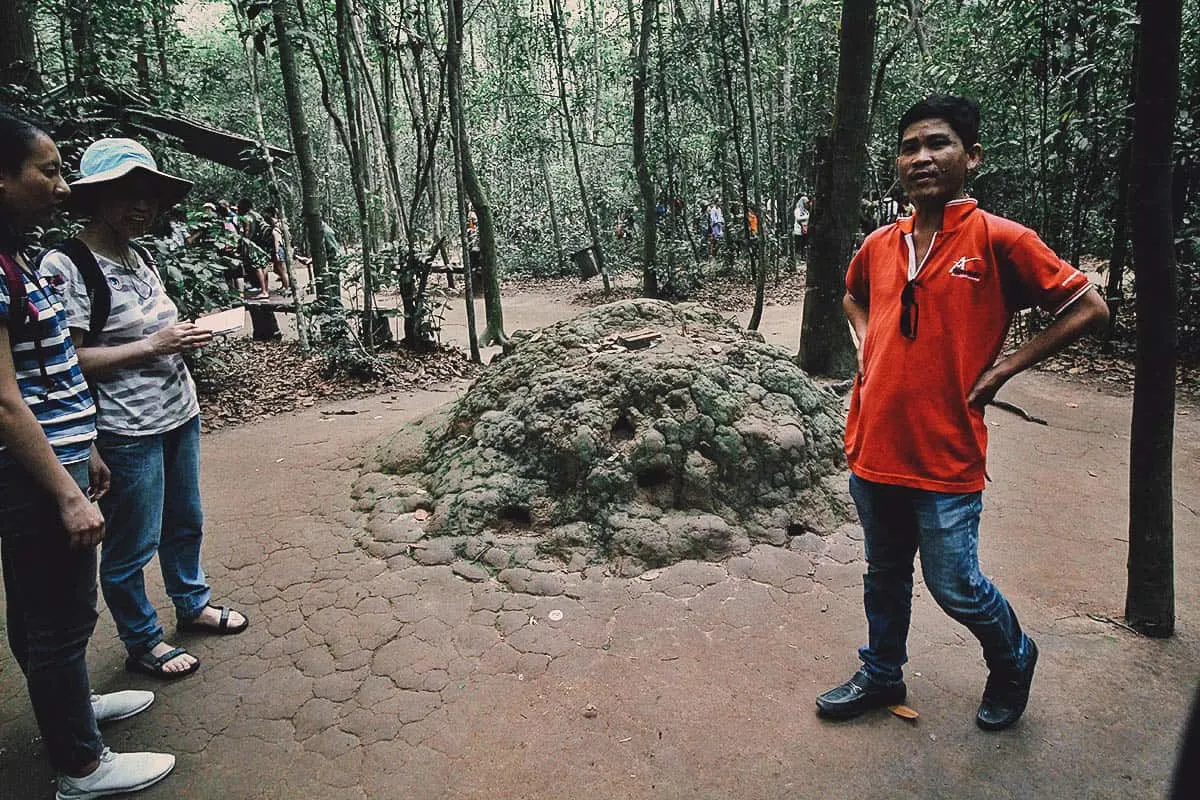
<box><xmin>68</xmin><ymin>138</ymin><xmax>193</xmax><ymax>210</ymax></box>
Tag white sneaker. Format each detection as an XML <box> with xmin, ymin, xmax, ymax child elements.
<box><xmin>56</xmin><ymin>748</ymin><xmax>175</xmax><ymax>800</ymax></box>
<box><xmin>90</xmin><ymin>691</ymin><xmax>155</xmax><ymax>723</ymax></box>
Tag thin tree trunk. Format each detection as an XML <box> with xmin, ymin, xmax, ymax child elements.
<box><xmin>67</xmin><ymin>0</ymin><xmax>99</xmax><ymax>91</ymax></box>
<box><xmin>1124</xmin><ymin>0</ymin><xmax>1180</xmax><ymax>639</ymax></box>
<box><xmin>1105</xmin><ymin>42</ymin><xmax>1139</xmax><ymax>341</ymax></box>
<box><xmin>233</xmin><ymin>2</ymin><xmax>312</xmax><ymax>349</ymax></box>
<box><xmin>798</xmin><ymin>0</ymin><xmax>875</xmax><ymax>377</ymax></box>
<box><xmin>540</xmin><ymin>149</ymin><xmax>566</xmax><ymax>273</ymax></box>
<box><xmin>448</xmin><ymin>0</ymin><xmax>504</xmax><ymax>347</ymax></box>
<box><xmin>550</xmin><ymin>0</ymin><xmax>610</xmax><ymax>294</ymax></box>
<box><xmin>633</xmin><ymin>0</ymin><xmax>659</xmax><ymax>297</ymax></box>
<box><xmin>717</xmin><ymin>4</ymin><xmax>753</xmax><ymax>282</ymax></box>
<box><xmin>135</xmin><ymin>6</ymin><xmax>153</xmax><ymax>94</ymax></box>
<box><xmin>334</xmin><ymin>0</ymin><xmax>376</xmax><ymax>346</ymax></box>
<box><xmin>348</xmin><ymin>8</ymin><xmax>411</xmax><ymax>244</ymax></box>
<box><xmin>446</xmin><ymin>0</ymin><xmax>481</xmax><ymax>362</ymax></box>
<box><xmin>0</xmin><ymin>0</ymin><xmax>43</xmax><ymax>91</ymax></box>
<box><xmin>270</xmin><ymin>0</ymin><xmax>327</xmax><ymax>352</ymax></box>
<box><xmin>734</xmin><ymin>0</ymin><xmax>766</xmax><ymax>330</ymax></box>
<box><xmin>151</xmin><ymin>1</ymin><xmax>172</xmax><ymax>106</ymax></box>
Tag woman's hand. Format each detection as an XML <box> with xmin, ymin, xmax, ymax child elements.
<box><xmin>148</xmin><ymin>323</ymin><xmax>214</xmax><ymax>355</ymax></box>
<box><xmin>58</xmin><ymin>491</ymin><xmax>104</xmax><ymax>549</ymax></box>
<box><xmin>88</xmin><ymin>445</ymin><xmax>110</xmax><ymax>501</ymax></box>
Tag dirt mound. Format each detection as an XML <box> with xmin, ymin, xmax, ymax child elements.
<box><xmin>354</xmin><ymin>299</ymin><xmax>849</xmax><ymax>577</ymax></box>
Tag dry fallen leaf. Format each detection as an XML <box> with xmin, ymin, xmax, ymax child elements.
<box><xmin>889</xmin><ymin>704</ymin><xmax>920</xmax><ymax>720</ymax></box>
<box><xmin>582</xmin><ymin>704</ymin><xmax>599</xmax><ymax>719</ymax></box>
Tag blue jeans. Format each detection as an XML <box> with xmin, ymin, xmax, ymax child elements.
<box><xmin>0</xmin><ymin>460</ymin><xmax>104</xmax><ymax>773</ymax></box>
<box><xmin>97</xmin><ymin>415</ymin><xmax>211</xmax><ymax>654</ymax></box>
<box><xmin>850</xmin><ymin>474</ymin><xmax>1031</xmax><ymax>685</ymax></box>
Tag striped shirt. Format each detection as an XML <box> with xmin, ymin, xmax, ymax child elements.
<box><xmin>0</xmin><ymin>251</ymin><xmax>97</xmax><ymax>466</ymax></box>
<box><xmin>41</xmin><ymin>247</ymin><xmax>199</xmax><ymax>436</ymax></box>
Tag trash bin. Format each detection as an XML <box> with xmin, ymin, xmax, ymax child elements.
<box><xmin>248</xmin><ymin>305</ymin><xmax>281</xmax><ymax>340</ymax></box>
<box><xmin>572</xmin><ymin>246</ymin><xmax>599</xmax><ymax>280</ymax></box>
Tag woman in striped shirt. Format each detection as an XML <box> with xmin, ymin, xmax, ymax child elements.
<box><xmin>0</xmin><ymin>107</ymin><xmax>174</xmax><ymax>800</ymax></box>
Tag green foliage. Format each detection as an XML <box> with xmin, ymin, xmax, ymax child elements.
<box><xmin>13</xmin><ymin>0</ymin><xmax>1198</xmax><ymax>361</ymax></box>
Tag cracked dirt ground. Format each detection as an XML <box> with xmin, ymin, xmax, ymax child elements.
<box><xmin>1</xmin><ymin>294</ymin><xmax>1198</xmax><ymax>799</ymax></box>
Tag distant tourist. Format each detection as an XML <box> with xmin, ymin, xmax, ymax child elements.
<box><xmin>816</xmin><ymin>96</ymin><xmax>1109</xmax><ymax>731</ymax></box>
<box><xmin>41</xmin><ymin>137</ymin><xmax>249</xmax><ymax>685</ymax></box>
<box><xmin>235</xmin><ymin>198</ymin><xmax>271</xmax><ymax>299</ymax></box>
<box><xmin>261</xmin><ymin>205</ymin><xmax>291</xmax><ymax>293</ymax></box>
<box><xmin>0</xmin><ymin>108</ymin><xmax>175</xmax><ymax>800</ymax></box>
<box><xmin>792</xmin><ymin>194</ymin><xmax>810</xmax><ymax>256</ymax></box>
<box><xmin>707</xmin><ymin>202</ymin><xmax>724</xmax><ymax>256</ymax></box>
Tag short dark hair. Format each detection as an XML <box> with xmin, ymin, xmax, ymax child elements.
<box><xmin>236</xmin><ymin>198</ymin><xmax>253</xmax><ymax>213</ymax></box>
<box><xmin>897</xmin><ymin>95</ymin><xmax>980</xmax><ymax>150</ymax></box>
<box><xmin>0</xmin><ymin>105</ymin><xmax>46</xmax><ymax>177</ymax></box>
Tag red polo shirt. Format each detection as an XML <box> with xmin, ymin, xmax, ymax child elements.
<box><xmin>844</xmin><ymin>199</ymin><xmax>1092</xmax><ymax>492</ymax></box>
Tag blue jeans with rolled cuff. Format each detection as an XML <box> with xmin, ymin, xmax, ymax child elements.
<box><xmin>96</xmin><ymin>414</ymin><xmax>211</xmax><ymax>655</ymax></box>
<box><xmin>849</xmin><ymin>473</ymin><xmax>1033</xmax><ymax>686</ymax></box>
<box><xmin>0</xmin><ymin>460</ymin><xmax>105</xmax><ymax>774</ymax></box>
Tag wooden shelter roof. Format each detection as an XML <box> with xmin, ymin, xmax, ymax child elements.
<box><xmin>51</xmin><ymin>81</ymin><xmax>292</xmax><ymax>173</ymax></box>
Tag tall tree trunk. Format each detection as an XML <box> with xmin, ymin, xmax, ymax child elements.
<box><xmin>540</xmin><ymin>149</ymin><xmax>566</xmax><ymax>273</ymax></box>
<box><xmin>135</xmin><ymin>6</ymin><xmax>153</xmax><ymax>94</ymax></box>
<box><xmin>798</xmin><ymin>0</ymin><xmax>875</xmax><ymax>377</ymax></box>
<box><xmin>151</xmin><ymin>1</ymin><xmax>173</xmax><ymax>106</ymax></box>
<box><xmin>550</xmin><ymin>0</ymin><xmax>610</xmax><ymax>294</ymax></box>
<box><xmin>67</xmin><ymin>0</ymin><xmax>100</xmax><ymax>91</ymax></box>
<box><xmin>717</xmin><ymin>5</ymin><xmax>753</xmax><ymax>277</ymax></box>
<box><xmin>295</xmin><ymin>0</ymin><xmax>350</xmax><ymax>306</ymax></box>
<box><xmin>1124</xmin><ymin>0</ymin><xmax>1180</xmax><ymax>639</ymax></box>
<box><xmin>334</xmin><ymin>0</ymin><xmax>377</xmax><ymax>346</ymax></box>
<box><xmin>734</xmin><ymin>0</ymin><xmax>766</xmax><ymax>330</ymax></box>
<box><xmin>633</xmin><ymin>0</ymin><xmax>659</xmax><ymax>297</ymax></box>
<box><xmin>270</xmin><ymin>0</ymin><xmax>328</xmax><ymax>352</ymax></box>
<box><xmin>0</xmin><ymin>0</ymin><xmax>43</xmax><ymax>91</ymax></box>
<box><xmin>446</xmin><ymin>0</ymin><xmax>481</xmax><ymax>362</ymax></box>
<box><xmin>1105</xmin><ymin>41</ymin><xmax>1139</xmax><ymax>342</ymax></box>
<box><xmin>233</xmin><ymin>1</ymin><xmax>313</xmax><ymax>349</ymax></box>
<box><xmin>348</xmin><ymin>8</ymin><xmax>411</xmax><ymax>245</ymax></box>
<box><xmin>447</xmin><ymin>0</ymin><xmax>505</xmax><ymax>346</ymax></box>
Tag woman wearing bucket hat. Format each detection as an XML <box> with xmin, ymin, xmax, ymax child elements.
<box><xmin>0</xmin><ymin>111</ymin><xmax>175</xmax><ymax>800</ymax></box>
<box><xmin>40</xmin><ymin>138</ymin><xmax>248</xmax><ymax>682</ymax></box>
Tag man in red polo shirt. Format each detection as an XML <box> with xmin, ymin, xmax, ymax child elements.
<box><xmin>815</xmin><ymin>96</ymin><xmax>1109</xmax><ymax>730</ymax></box>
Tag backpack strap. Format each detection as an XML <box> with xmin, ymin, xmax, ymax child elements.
<box><xmin>1</xmin><ymin>252</ymin><xmax>53</xmax><ymax>396</ymax></box>
<box><xmin>39</xmin><ymin>238</ymin><xmax>111</xmax><ymax>345</ymax></box>
<box><xmin>0</xmin><ymin>252</ymin><xmax>29</xmax><ymax>333</ymax></box>
<box><xmin>128</xmin><ymin>240</ymin><xmax>160</xmax><ymax>279</ymax></box>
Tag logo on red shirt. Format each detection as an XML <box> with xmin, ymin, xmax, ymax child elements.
<box><xmin>949</xmin><ymin>256</ymin><xmax>983</xmax><ymax>282</ymax></box>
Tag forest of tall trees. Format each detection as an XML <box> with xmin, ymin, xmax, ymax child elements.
<box><xmin>1</xmin><ymin>0</ymin><xmax>1193</xmax><ymax>629</ymax></box>
<box><xmin>1</xmin><ymin>0</ymin><xmax>1195</xmax><ymax>350</ymax></box>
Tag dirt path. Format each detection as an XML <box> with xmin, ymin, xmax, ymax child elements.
<box><xmin>1</xmin><ymin>289</ymin><xmax>1197</xmax><ymax>799</ymax></box>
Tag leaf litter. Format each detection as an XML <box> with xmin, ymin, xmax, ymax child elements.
<box><xmin>192</xmin><ymin>338</ymin><xmax>480</xmax><ymax>434</ymax></box>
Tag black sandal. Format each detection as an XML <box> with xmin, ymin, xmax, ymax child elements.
<box><xmin>177</xmin><ymin>604</ymin><xmax>249</xmax><ymax>635</ymax></box>
<box><xmin>125</xmin><ymin>646</ymin><xmax>200</xmax><ymax>680</ymax></box>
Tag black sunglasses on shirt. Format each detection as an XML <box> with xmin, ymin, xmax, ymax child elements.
<box><xmin>900</xmin><ymin>278</ymin><xmax>919</xmax><ymax>339</ymax></box>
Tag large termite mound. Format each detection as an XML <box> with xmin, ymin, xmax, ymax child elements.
<box><xmin>353</xmin><ymin>299</ymin><xmax>848</xmax><ymax>575</ymax></box>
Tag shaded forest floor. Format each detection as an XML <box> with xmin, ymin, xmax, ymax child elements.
<box><xmin>191</xmin><ymin>339</ymin><xmax>481</xmax><ymax>433</ymax></box>
<box><xmin>193</xmin><ymin>273</ymin><xmax>1198</xmax><ymax>433</ymax></box>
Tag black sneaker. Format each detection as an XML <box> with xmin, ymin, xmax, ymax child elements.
<box><xmin>976</xmin><ymin>638</ymin><xmax>1039</xmax><ymax>731</ymax></box>
<box><xmin>816</xmin><ymin>668</ymin><xmax>907</xmax><ymax>719</ymax></box>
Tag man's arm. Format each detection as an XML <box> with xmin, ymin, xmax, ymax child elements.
<box><xmin>843</xmin><ymin>291</ymin><xmax>870</xmax><ymax>379</ymax></box>
<box><xmin>967</xmin><ymin>287</ymin><xmax>1110</xmax><ymax>406</ymax></box>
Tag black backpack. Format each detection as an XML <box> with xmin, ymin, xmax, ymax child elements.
<box><xmin>37</xmin><ymin>238</ymin><xmax>159</xmax><ymax>345</ymax></box>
